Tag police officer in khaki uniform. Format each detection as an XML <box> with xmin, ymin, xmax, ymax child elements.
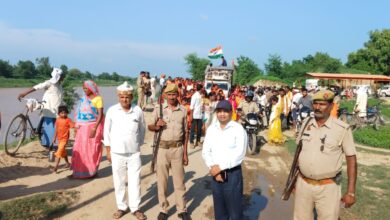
<box><xmin>137</xmin><ymin>71</ymin><xmax>146</xmax><ymax>110</ymax></box>
<box><xmin>294</xmin><ymin>90</ymin><xmax>357</xmax><ymax>220</ymax></box>
<box><xmin>237</xmin><ymin>90</ymin><xmax>259</xmax><ymax>123</ymax></box>
<box><xmin>148</xmin><ymin>84</ymin><xmax>190</xmax><ymax>220</ymax></box>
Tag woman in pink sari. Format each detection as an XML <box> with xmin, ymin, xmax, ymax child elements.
<box><xmin>71</xmin><ymin>80</ymin><xmax>104</xmax><ymax>178</ymax></box>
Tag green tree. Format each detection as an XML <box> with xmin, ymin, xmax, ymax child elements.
<box><xmin>112</xmin><ymin>72</ymin><xmax>120</xmax><ymax>81</ymax></box>
<box><xmin>184</xmin><ymin>53</ymin><xmax>210</xmax><ymax>81</ymax></box>
<box><xmin>67</xmin><ymin>68</ymin><xmax>83</xmax><ymax>80</ymax></box>
<box><xmin>97</xmin><ymin>72</ymin><xmax>111</xmax><ymax>80</ymax></box>
<box><xmin>346</xmin><ymin>29</ymin><xmax>390</xmax><ymax>75</ymax></box>
<box><xmin>265</xmin><ymin>54</ymin><xmax>283</xmax><ymax>77</ymax></box>
<box><xmin>0</xmin><ymin>59</ymin><xmax>14</xmax><ymax>78</ymax></box>
<box><xmin>58</xmin><ymin>64</ymin><xmax>77</xmax><ymax>108</ymax></box>
<box><xmin>35</xmin><ymin>57</ymin><xmax>52</xmax><ymax>77</ymax></box>
<box><xmin>13</xmin><ymin>60</ymin><xmax>37</xmax><ymax>78</ymax></box>
<box><xmin>234</xmin><ymin>56</ymin><xmax>263</xmax><ymax>85</ymax></box>
<box><xmin>303</xmin><ymin>52</ymin><xmax>343</xmax><ymax>73</ymax></box>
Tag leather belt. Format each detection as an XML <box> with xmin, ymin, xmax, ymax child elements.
<box><xmin>159</xmin><ymin>140</ymin><xmax>182</xmax><ymax>149</ymax></box>
<box><xmin>225</xmin><ymin>165</ymin><xmax>241</xmax><ymax>173</ymax></box>
<box><xmin>300</xmin><ymin>173</ymin><xmax>335</xmax><ymax>185</ymax></box>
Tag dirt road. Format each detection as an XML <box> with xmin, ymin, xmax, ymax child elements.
<box><xmin>0</xmin><ymin>110</ymin><xmax>295</xmax><ymax>220</ymax></box>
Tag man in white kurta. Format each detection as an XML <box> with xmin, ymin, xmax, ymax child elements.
<box><xmin>354</xmin><ymin>87</ymin><xmax>368</xmax><ymax>118</ymax></box>
<box><xmin>103</xmin><ymin>82</ymin><xmax>147</xmax><ymax>220</ymax></box>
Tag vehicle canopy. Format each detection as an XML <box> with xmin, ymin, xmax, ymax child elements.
<box><xmin>204</xmin><ymin>66</ymin><xmax>234</xmax><ymax>98</ymax></box>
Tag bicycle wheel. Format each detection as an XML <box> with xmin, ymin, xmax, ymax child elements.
<box><xmin>4</xmin><ymin>114</ymin><xmax>27</xmax><ymax>156</ymax></box>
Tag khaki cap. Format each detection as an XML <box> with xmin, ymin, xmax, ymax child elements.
<box><xmin>312</xmin><ymin>90</ymin><xmax>335</xmax><ymax>101</ymax></box>
<box><xmin>164</xmin><ymin>84</ymin><xmax>178</xmax><ymax>94</ymax></box>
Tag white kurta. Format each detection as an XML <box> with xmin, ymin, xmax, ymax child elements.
<box><xmin>103</xmin><ymin>103</ymin><xmax>145</xmax><ymax>212</ymax></box>
<box><xmin>33</xmin><ymin>80</ymin><xmax>63</xmax><ymax>118</ymax></box>
<box><xmin>355</xmin><ymin>91</ymin><xmax>367</xmax><ymax>117</ymax></box>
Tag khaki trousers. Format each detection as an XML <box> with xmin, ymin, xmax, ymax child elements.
<box><xmin>137</xmin><ymin>88</ymin><xmax>145</xmax><ymax>109</ymax></box>
<box><xmin>156</xmin><ymin>147</ymin><xmax>186</xmax><ymax>213</ymax></box>
<box><xmin>294</xmin><ymin>176</ymin><xmax>341</xmax><ymax>220</ymax></box>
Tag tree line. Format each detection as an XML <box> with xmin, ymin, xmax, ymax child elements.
<box><xmin>0</xmin><ymin>57</ymin><xmax>135</xmax><ymax>83</ymax></box>
<box><xmin>185</xmin><ymin>29</ymin><xmax>390</xmax><ymax>85</ymax></box>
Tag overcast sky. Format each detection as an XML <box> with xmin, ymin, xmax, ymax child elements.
<box><xmin>0</xmin><ymin>0</ymin><xmax>389</xmax><ymax>77</ymax></box>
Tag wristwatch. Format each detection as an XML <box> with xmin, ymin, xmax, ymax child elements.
<box><xmin>347</xmin><ymin>192</ymin><xmax>355</xmax><ymax>197</ymax></box>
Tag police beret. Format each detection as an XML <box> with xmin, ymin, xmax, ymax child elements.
<box><xmin>312</xmin><ymin>90</ymin><xmax>335</xmax><ymax>101</ymax></box>
<box><xmin>164</xmin><ymin>84</ymin><xmax>178</xmax><ymax>94</ymax></box>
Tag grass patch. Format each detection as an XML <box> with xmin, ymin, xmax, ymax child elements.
<box><xmin>284</xmin><ymin>138</ymin><xmax>297</xmax><ymax>155</ymax></box>
<box><xmin>353</xmin><ymin>125</ymin><xmax>390</xmax><ymax>149</ymax></box>
<box><xmin>0</xmin><ymin>190</ymin><xmax>79</xmax><ymax>220</ymax></box>
<box><xmin>340</xmin><ymin>165</ymin><xmax>390</xmax><ymax>220</ymax></box>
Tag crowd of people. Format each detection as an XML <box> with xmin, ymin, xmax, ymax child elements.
<box><xmin>15</xmin><ymin>68</ymin><xmax>358</xmax><ymax>220</ymax></box>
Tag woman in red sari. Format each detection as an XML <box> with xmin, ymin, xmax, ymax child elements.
<box><xmin>71</xmin><ymin>80</ymin><xmax>104</xmax><ymax>178</ymax></box>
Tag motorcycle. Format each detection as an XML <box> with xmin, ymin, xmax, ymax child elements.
<box><xmin>296</xmin><ymin>106</ymin><xmax>312</xmax><ymax>133</ymax></box>
<box><xmin>339</xmin><ymin>106</ymin><xmax>385</xmax><ymax>131</ymax></box>
<box><xmin>243</xmin><ymin>112</ymin><xmax>261</xmax><ymax>155</ymax></box>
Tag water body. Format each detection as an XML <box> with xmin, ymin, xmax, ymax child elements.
<box><xmin>0</xmin><ymin>87</ymin><xmax>122</xmax><ymax>143</ymax></box>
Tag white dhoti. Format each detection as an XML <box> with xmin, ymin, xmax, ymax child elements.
<box><xmin>111</xmin><ymin>152</ymin><xmax>141</xmax><ymax>212</ymax></box>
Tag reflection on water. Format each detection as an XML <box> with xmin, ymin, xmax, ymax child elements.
<box><xmin>0</xmin><ymin>87</ymin><xmax>123</xmax><ymax>143</ymax></box>
<box><xmin>244</xmin><ymin>175</ymin><xmax>293</xmax><ymax>220</ymax></box>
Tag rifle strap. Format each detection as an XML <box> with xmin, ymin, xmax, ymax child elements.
<box><xmin>159</xmin><ymin>99</ymin><xmax>163</xmax><ymax>118</ymax></box>
<box><xmin>298</xmin><ymin>117</ymin><xmax>313</xmax><ymax>142</ymax></box>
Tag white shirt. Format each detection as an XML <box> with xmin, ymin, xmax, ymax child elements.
<box><xmin>104</xmin><ymin>104</ymin><xmax>146</xmax><ymax>153</ymax></box>
<box><xmin>260</xmin><ymin>94</ymin><xmax>267</xmax><ymax>107</ymax></box>
<box><xmin>202</xmin><ymin>120</ymin><xmax>247</xmax><ymax>170</ymax></box>
<box><xmin>33</xmin><ymin>80</ymin><xmax>63</xmax><ymax>118</ymax></box>
<box><xmin>159</xmin><ymin>78</ymin><xmax>165</xmax><ymax>87</ymax></box>
<box><xmin>292</xmin><ymin>92</ymin><xmax>303</xmax><ymax>110</ymax></box>
<box><xmin>190</xmin><ymin>91</ymin><xmax>203</xmax><ymax>119</ymax></box>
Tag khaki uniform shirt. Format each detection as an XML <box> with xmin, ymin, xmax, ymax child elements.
<box><xmin>238</xmin><ymin>101</ymin><xmax>259</xmax><ymax>116</ymax></box>
<box><xmin>298</xmin><ymin>117</ymin><xmax>356</xmax><ymax>180</ymax></box>
<box><xmin>137</xmin><ymin>76</ymin><xmax>144</xmax><ymax>91</ymax></box>
<box><xmin>152</xmin><ymin>103</ymin><xmax>188</xmax><ymax>143</ymax></box>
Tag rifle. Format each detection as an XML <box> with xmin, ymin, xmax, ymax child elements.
<box><xmin>281</xmin><ymin>118</ymin><xmax>312</xmax><ymax>201</ymax></box>
<box><xmin>150</xmin><ymin>96</ymin><xmax>163</xmax><ymax>173</ymax></box>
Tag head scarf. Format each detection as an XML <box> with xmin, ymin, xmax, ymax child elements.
<box><xmin>49</xmin><ymin>68</ymin><xmax>63</xmax><ymax>84</ymax></box>
<box><xmin>83</xmin><ymin>80</ymin><xmax>100</xmax><ymax>96</ymax></box>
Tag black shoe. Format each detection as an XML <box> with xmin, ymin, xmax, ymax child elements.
<box><xmin>157</xmin><ymin>212</ymin><xmax>168</xmax><ymax>220</ymax></box>
<box><xmin>178</xmin><ymin>212</ymin><xmax>191</xmax><ymax>220</ymax></box>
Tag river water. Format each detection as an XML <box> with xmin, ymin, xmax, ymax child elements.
<box><xmin>0</xmin><ymin>87</ymin><xmax>122</xmax><ymax>143</ymax></box>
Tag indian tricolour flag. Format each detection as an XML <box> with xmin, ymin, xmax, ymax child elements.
<box><xmin>208</xmin><ymin>46</ymin><xmax>223</xmax><ymax>59</ymax></box>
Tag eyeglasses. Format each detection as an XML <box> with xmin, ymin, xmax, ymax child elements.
<box><xmin>320</xmin><ymin>135</ymin><xmax>327</xmax><ymax>152</ymax></box>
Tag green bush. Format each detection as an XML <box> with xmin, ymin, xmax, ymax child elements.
<box><xmin>353</xmin><ymin>125</ymin><xmax>390</xmax><ymax>149</ymax></box>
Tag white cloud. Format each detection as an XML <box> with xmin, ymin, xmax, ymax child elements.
<box><xmin>0</xmin><ymin>22</ymin><xmax>206</xmax><ymax>74</ymax></box>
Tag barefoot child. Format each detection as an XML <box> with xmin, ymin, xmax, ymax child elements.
<box><xmin>51</xmin><ymin>105</ymin><xmax>74</xmax><ymax>173</ymax></box>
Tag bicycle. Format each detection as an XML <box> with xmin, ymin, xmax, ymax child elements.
<box><xmin>3</xmin><ymin>98</ymin><xmax>45</xmax><ymax>156</ymax></box>
<box><xmin>338</xmin><ymin>105</ymin><xmax>385</xmax><ymax>131</ymax></box>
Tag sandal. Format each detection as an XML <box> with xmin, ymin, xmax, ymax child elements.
<box><xmin>113</xmin><ymin>209</ymin><xmax>128</xmax><ymax>219</ymax></box>
<box><xmin>132</xmin><ymin>210</ymin><xmax>147</xmax><ymax>220</ymax></box>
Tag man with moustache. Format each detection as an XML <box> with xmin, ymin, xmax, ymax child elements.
<box><xmin>148</xmin><ymin>84</ymin><xmax>190</xmax><ymax>220</ymax></box>
<box><xmin>294</xmin><ymin>90</ymin><xmax>357</xmax><ymax>220</ymax></box>
<box><xmin>103</xmin><ymin>82</ymin><xmax>147</xmax><ymax>220</ymax></box>
<box><xmin>202</xmin><ymin>100</ymin><xmax>247</xmax><ymax>220</ymax></box>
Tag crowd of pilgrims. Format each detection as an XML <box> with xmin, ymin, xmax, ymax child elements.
<box><xmin>141</xmin><ymin>73</ymin><xmax>342</xmax><ymax>146</ymax></box>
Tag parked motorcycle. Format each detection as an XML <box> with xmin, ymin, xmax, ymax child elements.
<box><xmin>339</xmin><ymin>106</ymin><xmax>385</xmax><ymax>131</ymax></box>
